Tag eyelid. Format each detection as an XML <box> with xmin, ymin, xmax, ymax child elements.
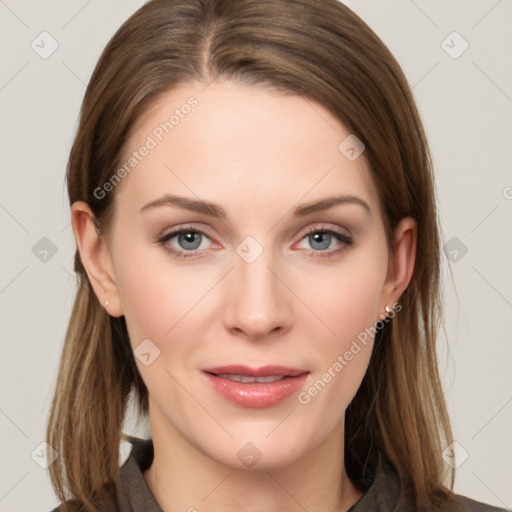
<box><xmin>297</xmin><ymin>222</ymin><xmax>352</xmax><ymax>238</ymax></box>
<box><xmin>157</xmin><ymin>225</ymin><xmax>215</xmax><ymax>246</ymax></box>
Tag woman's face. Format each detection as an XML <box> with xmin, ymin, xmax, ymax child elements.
<box><xmin>86</xmin><ymin>81</ymin><xmax>411</xmax><ymax>469</ymax></box>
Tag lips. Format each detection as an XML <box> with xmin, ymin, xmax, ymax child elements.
<box><xmin>202</xmin><ymin>365</ymin><xmax>309</xmax><ymax>408</ymax></box>
<box><xmin>216</xmin><ymin>374</ymin><xmax>286</xmax><ymax>383</ymax></box>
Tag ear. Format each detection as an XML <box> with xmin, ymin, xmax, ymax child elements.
<box><xmin>70</xmin><ymin>201</ymin><xmax>124</xmax><ymax>317</ymax></box>
<box><xmin>378</xmin><ymin>216</ymin><xmax>417</xmax><ymax>315</ymax></box>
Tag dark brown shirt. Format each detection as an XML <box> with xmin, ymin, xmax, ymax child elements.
<box><xmin>51</xmin><ymin>437</ymin><xmax>509</xmax><ymax>511</ymax></box>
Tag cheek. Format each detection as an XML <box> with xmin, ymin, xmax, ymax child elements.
<box><xmin>112</xmin><ymin>239</ymin><xmax>208</xmax><ymax>348</ymax></box>
<box><xmin>295</xmin><ymin>248</ymin><xmax>387</xmax><ymax>410</ymax></box>
<box><xmin>303</xmin><ymin>251</ymin><xmax>387</xmax><ymax>346</ymax></box>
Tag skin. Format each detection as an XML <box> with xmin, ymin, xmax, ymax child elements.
<box><xmin>71</xmin><ymin>81</ymin><xmax>416</xmax><ymax>512</ymax></box>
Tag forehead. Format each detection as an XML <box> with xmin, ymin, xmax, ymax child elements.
<box><xmin>114</xmin><ymin>81</ymin><xmax>379</xmax><ymax>218</ymax></box>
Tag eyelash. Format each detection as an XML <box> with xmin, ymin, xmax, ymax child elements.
<box><xmin>156</xmin><ymin>225</ymin><xmax>354</xmax><ymax>260</ymax></box>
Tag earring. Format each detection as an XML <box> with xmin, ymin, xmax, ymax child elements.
<box><xmin>104</xmin><ymin>299</ymin><xmax>109</xmax><ymax>307</ymax></box>
<box><xmin>385</xmin><ymin>305</ymin><xmax>392</xmax><ymax>316</ymax></box>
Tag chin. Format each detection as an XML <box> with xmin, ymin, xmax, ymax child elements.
<box><xmin>193</xmin><ymin>420</ymin><xmax>320</xmax><ymax>471</ymax></box>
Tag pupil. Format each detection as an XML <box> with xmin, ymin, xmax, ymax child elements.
<box><xmin>311</xmin><ymin>232</ymin><xmax>330</xmax><ymax>250</ymax></box>
<box><xmin>180</xmin><ymin>231</ymin><xmax>201</xmax><ymax>250</ymax></box>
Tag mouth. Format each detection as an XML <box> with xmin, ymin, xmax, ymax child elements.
<box><xmin>202</xmin><ymin>365</ymin><xmax>310</xmax><ymax>408</ymax></box>
<box><xmin>214</xmin><ymin>374</ymin><xmax>290</xmax><ymax>383</ymax></box>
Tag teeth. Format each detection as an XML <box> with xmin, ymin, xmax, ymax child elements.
<box><xmin>254</xmin><ymin>375</ymin><xmax>286</xmax><ymax>383</ymax></box>
<box><xmin>217</xmin><ymin>374</ymin><xmax>285</xmax><ymax>383</ymax></box>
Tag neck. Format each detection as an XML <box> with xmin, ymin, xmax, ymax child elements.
<box><xmin>143</xmin><ymin>404</ymin><xmax>363</xmax><ymax>512</ymax></box>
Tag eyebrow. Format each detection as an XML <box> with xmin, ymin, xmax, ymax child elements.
<box><xmin>139</xmin><ymin>193</ymin><xmax>371</xmax><ymax>218</ymax></box>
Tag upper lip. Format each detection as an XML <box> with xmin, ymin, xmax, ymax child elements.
<box><xmin>203</xmin><ymin>365</ymin><xmax>309</xmax><ymax>377</ymax></box>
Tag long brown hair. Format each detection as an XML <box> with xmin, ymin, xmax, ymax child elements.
<box><xmin>47</xmin><ymin>0</ymin><xmax>458</xmax><ymax>510</ymax></box>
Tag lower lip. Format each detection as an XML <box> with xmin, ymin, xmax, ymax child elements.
<box><xmin>204</xmin><ymin>372</ymin><xmax>309</xmax><ymax>408</ymax></box>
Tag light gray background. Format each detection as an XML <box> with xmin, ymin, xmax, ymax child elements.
<box><xmin>0</xmin><ymin>1</ymin><xmax>511</xmax><ymax>511</ymax></box>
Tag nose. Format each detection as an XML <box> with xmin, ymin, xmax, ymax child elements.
<box><xmin>223</xmin><ymin>242</ymin><xmax>292</xmax><ymax>341</ymax></box>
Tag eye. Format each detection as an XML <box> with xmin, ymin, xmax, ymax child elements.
<box><xmin>295</xmin><ymin>226</ymin><xmax>353</xmax><ymax>258</ymax></box>
<box><xmin>157</xmin><ymin>227</ymin><xmax>214</xmax><ymax>259</ymax></box>
<box><xmin>157</xmin><ymin>225</ymin><xmax>354</xmax><ymax>260</ymax></box>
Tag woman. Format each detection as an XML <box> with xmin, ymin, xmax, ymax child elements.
<box><xmin>46</xmin><ymin>0</ymin><xmax>507</xmax><ymax>511</ymax></box>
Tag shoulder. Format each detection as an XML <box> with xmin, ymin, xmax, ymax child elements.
<box><xmin>48</xmin><ymin>487</ymin><xmax>119</xmax><ymax>512</ymax></box>
<box><xmin>451</xmin><ymin>493</ymin><xmax>510</xmax><ymax>512</ymax></box>
<box><xmin>48</xmin><ymin>500</ymin><xmax>85</xmax><ymax>512</ymax></box>
<box><xmin>48</xmin><ymin>436</ymin><xmax>150</xmax><ymax>512</ymax></box>
<box><xmin>49</xmin><ymin>491</ymin><xmax>121</xmax><ymax>512</ymax></box>
<box><xmin>49</xmin><ymin>496</ymin><xmax>119</xmax><ymax>512</ymax></box>
<box><xmin>372</xmin><ymin>452</ymin><xmax>509</xmax><ymax>512</ymax></box>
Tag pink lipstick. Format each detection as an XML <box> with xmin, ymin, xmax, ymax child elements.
<box><xmin>202</xmin><ymin>365</ymin><xmax>309</xmax><ymax>408</ymax></box>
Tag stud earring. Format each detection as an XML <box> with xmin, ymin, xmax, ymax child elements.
<box><xmin>385</xmin><ymin>305</ymin><xmax>392</xmax><ymax>315</ymax></box>
<box><xmin>104</xmin><ymin>299</ymin><xmax>109</xmax><ymax>307</ymax></box>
